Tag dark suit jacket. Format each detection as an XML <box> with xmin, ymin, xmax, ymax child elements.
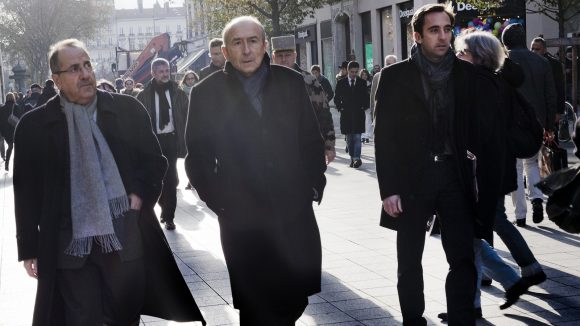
<box><xmin>13</xmin><ymin>90</ymin><xmax>205</xmax><ymax>325</ymax></box>
<box><xmin>334</xmin><ymin>76</ymin><xmax>369</xmax><ymax>134</ymax></box>
<box><xmin>186</xmin><ymin>56</ymin><xmax>326</xmax><ymax>310</ymax></box>
<box><xmin>374</xmin><ymin>56</ymin><xmax>501</xmax><ymax>236</ymax></box>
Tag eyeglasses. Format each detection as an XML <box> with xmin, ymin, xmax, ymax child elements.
<box><xmin>54</xmin><ymin>61</ymin><xmax>94</xmax><ymax>75</ymax></box>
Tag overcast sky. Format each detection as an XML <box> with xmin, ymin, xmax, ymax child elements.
<box><xmin>114</xmin><ymin>0</ymin><xmax>184</xmax><ymax>9</ymax></box>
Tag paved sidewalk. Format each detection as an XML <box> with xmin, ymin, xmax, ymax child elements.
<box><xmin>1</xmin><ymin>137</ymin><xmax>580</xmax><ymax>326</ymax></box>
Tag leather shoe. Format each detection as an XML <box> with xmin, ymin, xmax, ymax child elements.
<box><xmin>349</xmin><ymin>159</ymin><xmax>354</xmax><ymax>167</ymax></box>
<box><xmin>532</xmin><ymin>198</ymin><xmax>544</xmax><ymax>224</ymax></box>
<box><xmin>523</xmin><ymin>270</ymin><xmax>547</xmax><ymax>286</ymax></box>
<box><xmin>165</xmin><ymin>221</ymin><xmax>176</xmax><ymax>230</ymax></box>
<box><xmin>437</xmin><ymin>308</ymin><xmax>482</xmax><ymax>321</ymax></box>
<box><xmin>500</xmin><ymin>278</ymin><xmax>531</xmax><ymax>310</ymax></box>
<box><xmin>514</xmin><ymin>218</ymin><xmax>526</xmax><ymax>228</ymax></box>
<box><xmin>353</xmin><ymin>159</ymin><xmax>362</xmax><ymax>168</ymax></box>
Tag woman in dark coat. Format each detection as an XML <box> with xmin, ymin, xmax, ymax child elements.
<box><xmin>0</xmin><ymin>92</ymin><xmax>18</xmax><ymax>171</ymax></box>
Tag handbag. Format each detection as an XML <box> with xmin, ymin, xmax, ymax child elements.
<box><xmin>7</xmin><ymin>106</ymin><xmax>19</xmax><ymax>127</ymax></box>
<box><xmin>540</xmin><ymin>140</ymin><xmax>568</xmax><ymax>178</ymax></box>
<box><xmin>536</xmin><ymin>165</ymin><xmax>580</xmax><ymax>234</ymax></box>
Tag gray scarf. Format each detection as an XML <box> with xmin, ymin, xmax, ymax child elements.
<box><xmin>234</xmin><ymin>61</ymin><xmax>268</xmax><ymax>116</ymax></box>
<box><xmin>412</xmin><ymin>44</ymin><xmax>455</xmax><ymax>153</ymax></box>
<box><xmin>61</xmin><ymin>94</ymin><xmax>129</xmax><ymax>257</ymax></box>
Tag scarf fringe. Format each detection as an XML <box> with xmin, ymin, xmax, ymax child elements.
<box><xmin>64</xmin><ymin>234</ymin><xmax>123</xmax><ymax>257</ymax></box>
<box><xmin>109</xmin><ymin>195</ymin><xmax>130</xmax><ymax>219</ymax></box>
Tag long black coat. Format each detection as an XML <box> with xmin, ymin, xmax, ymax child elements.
<box><xmin>13</xmin><ymin>91</ymin><xmax>205</xmax><ymax>326</ymax></box>
<box><xmin>185</xmin><ymin>56</ymin><xmax>327</xmax><ymax>311</ymax></box>
<box><xmin>374</xmin><ymin>57</ymin><xmax>501</xmax><ymax>240</ymax></box>
<box><xmin>334</xmin><ymin>76</ymin><xmax>369</xmax><ymax>134</ymax></box>
<box><xmin>0</xmin><ymin>100</ymin><xmax>16</xmax><ymax>143</ymax></box>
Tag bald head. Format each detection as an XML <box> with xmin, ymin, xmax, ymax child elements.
<box><xmin>222</xmin><ymin>16</ymin><xmax>266</xmax><ymax>46</ymax></box>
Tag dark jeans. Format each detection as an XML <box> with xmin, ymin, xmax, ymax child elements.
<box><xmin>239</xmin><ymin>296</ymin><xmax>308</xmax><ymax>326</ymax></box>
<box><xmin>157</xmin><ymin>132</ymin><xmax>178</xmax><ymax>222</ymax></box>
<box><xmin>57</xmin><ymin>249</ymin><xmax>145</xmax><ymax>326</ymax></box>
<box><xmin>396</xmin><ymin>159</ymin><xmax>476</xmax><ymax>325</ymax></box>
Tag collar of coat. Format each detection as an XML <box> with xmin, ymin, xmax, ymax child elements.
<box><xmin>224</xmin><ymin>53</ymin><xmax>272</xmax><ymax>77</ymax></box>
<box><xmin>41</xmin><ymin>89</ymin><xmax>118</xmax><ymax>125</ymax></box>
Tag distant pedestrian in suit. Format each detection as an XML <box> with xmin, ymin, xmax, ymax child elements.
<box><xmin>334</xmin><ymin>61</ymin><xmax>369</xmax><ymax>168</ymax></box>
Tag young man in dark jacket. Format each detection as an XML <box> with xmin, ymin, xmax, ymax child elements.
<box><xmin>374</xmin><ymin>4</ymin><xmax>500</xmax><ymax>325</ymax></box>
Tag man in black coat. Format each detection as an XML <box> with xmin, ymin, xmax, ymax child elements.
<box><xmin>374</xmin><ymin>4</ymin><xmax>499</xmax><ymax>325</ymax></box>
<box><xmin>37</xmin><ymin>79</ymin><xmax>58</xmax><ymax>107</ymax></box>
<box><xmin>334</xmin><ymin>61</ymin><xmax>369</xmax><ymax>168</ymax></box>
<box><xmin>136</xmin><ymin>58</ymin><xmax>189</xmax><ymax>230</ymax></box>
<box><xmin>198</xmin><ymin>38</ymin><xmax>226</xmax><ymax>80</ymax></box>
<box><xmin>185</xmin><ymin>16</ymin><xmax>326</xmax><ymax>325</ymax></box>
<box><xmin>13</xmin><ymin>39</ymin><xmax>205</xmax><ymax>326</ymax></box>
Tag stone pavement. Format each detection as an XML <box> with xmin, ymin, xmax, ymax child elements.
<box><xmin>1</xmin><ymin>136</ymin><xmax>580</xmax><ymax>326</ymax></box>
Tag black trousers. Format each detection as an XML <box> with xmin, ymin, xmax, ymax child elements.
<box><xmin>396</xmin><ymin>159</ymin><xmax>476</xmax><ymax>326</ymax></box>
<box><xmin>157</xmin><ymin>132</ymin><xmax>178</xmax><ymax>222</ymax></box>
<box><xmin>56</xmin><ymin>249</ymin><xmax>145</xmax><ymax>326</ymax></box>
<box><xmin>239</xmin><ymin>296</ymin><xmax>308</xmax><ymax>326</ymax></box>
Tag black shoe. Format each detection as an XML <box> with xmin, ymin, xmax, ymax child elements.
<box><xmin>353</xmin><ymin>159</ymin><xmax>362</xmax><ymax>168</ymax></box>
<box><xmin>437</xmin><ymin>308</ymin><xmax>482</xmax><ymax>321</ymax></box>
<box><xmin>514</xmin><ymin>218</ymin><xmax>526</xmax><ymax>227</ymax></box>
<box><xmin>349</xmin><ymin>159</ymin><xmax>354</xmax><ymax>167</ymax></box>
<box><xmin>365</xmin><ymin>138</ymin><xmax>370</xmax><ymax>144</ymax></box>
<box><xmin>500</xmin><ymin>278</ymin><xmax>531</xmax><ymax>310</ymax></box>
<box><xmin>481</xmin><ymin>278</ymin><xmax>493</xmax><ymax>287</ymax></box>
<box><xmin>532</xmin><ymin>199</ymin><xmax>544</xmax><ymax>224</ymax></box>
<box><xmin>4</xmin><ymin>162</ymin><xmax>8</xmax><ymax>171</ymax></box>
<box><xmin>523</xmin><ymin>271</ymin><xmax>547</xmax><ymax>286</ymax></box>
<box><xmin>160</xmin><ymin>216</ymin><xmax>166</xmax><ymax>224</ymax></box>
<box><xmin>165</xmin><ymin>221</ymin><xmax>176</xmax><ymax>230</ymax></box>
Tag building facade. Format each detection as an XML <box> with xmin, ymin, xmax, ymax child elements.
<box><xmin>85</xmin><ymin>0</ymin><xmax>187</xmax><ymax>80</ymax></box>
<box><xmin>295</xmin><ymin>0</ymin><xmax>563</xmax><ymax>86</ymax></box>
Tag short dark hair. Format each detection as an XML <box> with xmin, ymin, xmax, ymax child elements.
<box><xmin>30</xmin><ymin>83</ymin><xmax>41</xmax><ymax>90</ymax></box>
<box><xmin>44</xmin><ymin>79</ymin><xmax>54</xmax><ymax>88</ymax></box>
<box><xmin>502</xmin><ymin>23</ymin><xmax>526</xmax><ymax>49</ymax></box>
<box><xmin>209</xmin><ymin>38</ymin><xmax>223</xmax><ymax>49</ymax></box>
<box><xmin>411</xmin><ymin>3</ymin><xmax>455</xmax><ymax>36</ymax></box>
<box><xmin>347</xmin><ymin>61</ymin><xmax>359</xmax><ymax>70</ymax></box>
<box><xmin>310</xmin><ymin>65</ymin><xmax>321</xmax><ymax>73</ymax></box>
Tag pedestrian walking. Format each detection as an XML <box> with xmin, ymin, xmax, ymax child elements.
<box><xmin>37</xmin><ymin>79</ymin><xmax>57</xmax><ymax>107</ymax></box>
<box><xmin>179</xmin><ymin>70</ymin><xmax>199</xmax><ymax>97</ymax></box>
<box><xmin>0</xmin><ymin>92</ymin><xmax>17</xmax><ymax>171</ymax></box>
<box><xmin>137</xmin><ymin>58</ymin><xmax>189</xmax><ymax>230</ymax></box>
<box><xmin>310</xmin><ymin>65</ymin><xmax>334</xmax><ymax>102</ymax></box>
<box><xmin>334</xmin><ymin>61</ymin><xmax>369</xmax><ymax>168</ymax></box>
<box><xmin>185</xmin><ymin>16</ymin><xmax>326</xmax><ymax>325</ymax></box>
<box><xmin>120</xmin><ymin>77</ymin><xmax>141</xmax><ymax>97</ymax></box>
<box><xmin>198</xmin><ymin>38</ymin><xmax>226</xmax><ymax>80</ymax></box>
<box><xmin>374</xmin><ymin>4</ymin><xmax>501</xmax><ymax>324</ymax></box>
<box><xmin>359</xmin><ymin>68</ymin><xmax>372</xmax><ymax>144</ymax></box>
<box><xmin>13</xmin><ymin>39</ymin><xmax>205</xmax><ymax>326</ymax></box>
<box><xmin>503</xmin><ymin>23</ymin><xmax>557</xmax><ymax>226</ymax></box>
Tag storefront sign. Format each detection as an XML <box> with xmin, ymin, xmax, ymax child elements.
<box><xmin>297</xmin><ymin>30</ymin><xmax>309</xmax><ymax>39</ymax></box>
<box><xmin>295</xmin><ymin>24</ymin><xmax>316</xmax><ymax>43</ymax></box>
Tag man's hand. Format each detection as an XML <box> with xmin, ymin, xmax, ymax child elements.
<box><xmin>383</xmin><ymin>195</ymin><xmax>403</xmax><ymax>218</ymax></box>
<box><xmin>325</xmin><ymin>150</ymin><xmax>336</xmax><ymax>164</ymax></box>
<box><xmin>23</xmin><ymin>259</ymin><xmax>38</xmax><ymax>279</ymax></box>
<box><xmin>543</xmin><ymin>129</ymin><xmax>555</xmax><ymax>142</ymax></box>
<box><xmin>128</xmin><ymin>193</ymin><xmax>142</xmax><ymax>210</ymax></box>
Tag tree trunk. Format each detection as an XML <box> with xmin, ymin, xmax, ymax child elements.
<box><xmin>271</xmin><ymin>0</ymin><xmax>281</xmax><ymax>36</ymax></box>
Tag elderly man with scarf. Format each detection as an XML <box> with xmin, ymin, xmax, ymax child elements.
<box><xmin>186</xmin><ymin>16</ymin><xmax>326</xmax><ymax>325</ymax></box>
<box><xmin>13</xmin><ymin>39</ymin><xmax>204</xmax><ymax>326</ymax></box>
<box><xmin>137</xmin><ymin>58</ymin><xmax>189</xmax><ymax>230</ymax></box>
<box><xmin>374</xmin><ymin>4</ymin><xmax>500</xmax><ymax>325</ymax></box>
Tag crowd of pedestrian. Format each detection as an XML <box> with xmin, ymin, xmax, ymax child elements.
<box><xmin>5</xmin><ymin>3</ymin><xmax>579</xmax><ymax>326</ymax></box>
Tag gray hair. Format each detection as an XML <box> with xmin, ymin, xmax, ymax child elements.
<box><xmin>151</xmin><ymin>57</ymin><xmax>170</xmax><ymax>72</ymax></box>
<box><xmin>385</xmin><ymin>55</ymin><xmax>397</xmax><ymax>66</ymax></box>
<box><xmin>48</xmin><ymin>39</ymin><xmax>89</xmax><ymax>74</ymax></box>
<box><xmin>222</xmin><ymin>16</ymin><xmax>266</xmax><ymax>46</ymax></box>
<box><xmin>455</xmin><ymin>31</ymin><xmax>506</xmax><ymax>71</ymax></box>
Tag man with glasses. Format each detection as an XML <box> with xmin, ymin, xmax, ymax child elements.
<box><xmin>137</xmin><ymin>58</ymin><xmax>189</xmax><ymax>230</ymax></box>
<box><xmin>13</xmin><ymin>38</ymin><xmax>204</xmax><ymax>325</ymax></box>
<box><xmin>199</xmin><ymin>38</ymin><xmax>226</xmax><ymax>80</ymax></box>
<box><xmin>121</xmin><ymin>77</ymin><xmax>140</xmax><ymax>97</ymax></box>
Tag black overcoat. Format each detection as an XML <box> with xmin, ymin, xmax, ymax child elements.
<box><xmin>0</xmin><ymin>100</ymin><xmax>16</xmax><ymax>143</ymax></box>
<box><xmin>374</xmin><ymin>57</ymin><xmax>502</xmax><ymax>241</ymax></box>
<box><xmin>334</xmin><ymin>76</ymin><xmax>369</xmax><ymax>134</ymax></box>
<box><xmin>13</xmin><ymin>90</ymin><xmax>205</xmax><ymax>326</ymax></box>
<box><xmin>185</xmin><ymin>56</ymin><xmax>327</xmax><ymax>311</ymax></box>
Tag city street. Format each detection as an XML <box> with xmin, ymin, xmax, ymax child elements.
<box><xmin>1</xmin><ymin>133</ymin><xmax>580</xmax><ymax>325</ymax></box>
